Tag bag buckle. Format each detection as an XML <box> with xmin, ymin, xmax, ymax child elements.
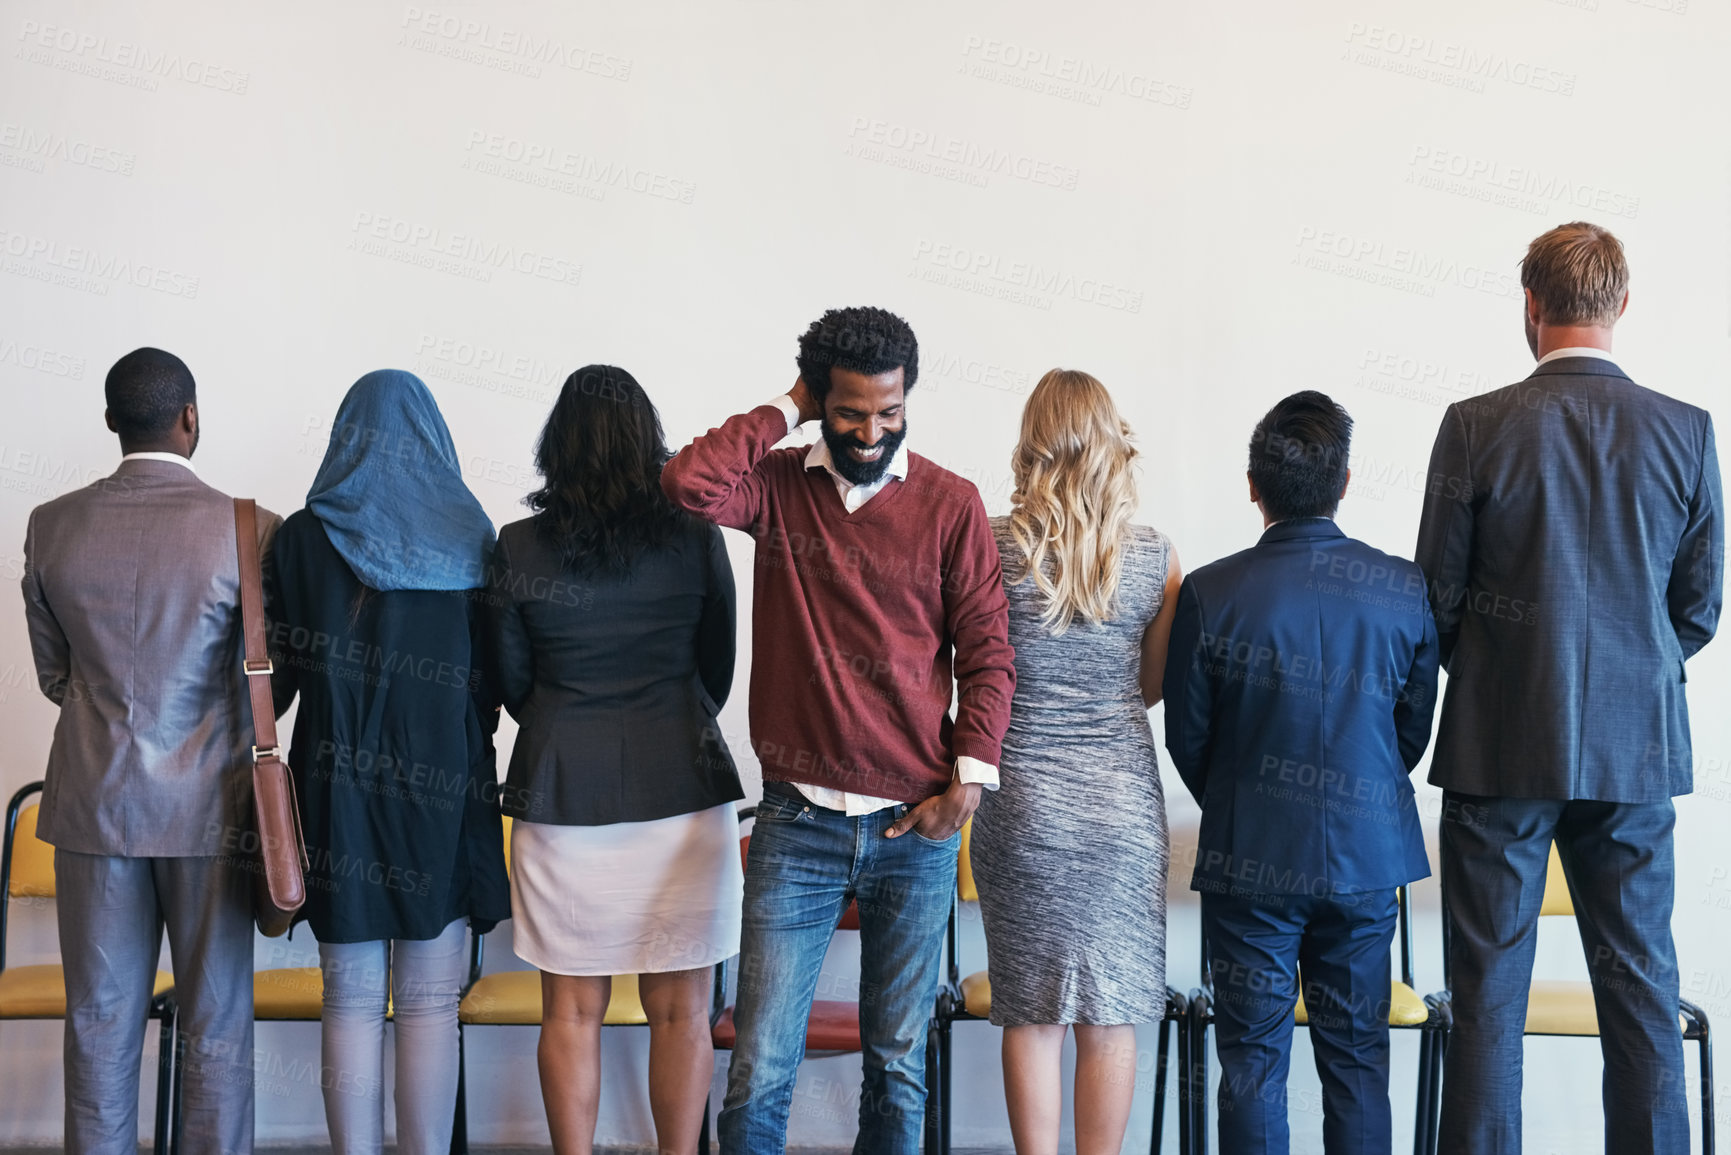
<box><xmin>252</xmin><ymin>745</ymin><xmax>283</xmax><ymax>763</ymax></box>
<box><xmin>243</xmin><ymin>658</ymin><xmax>273</xmax><ymax>676</ymax></box>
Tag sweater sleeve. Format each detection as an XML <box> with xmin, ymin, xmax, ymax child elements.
<box><xmin>942</xmin><ymin>489</ymin><xmax>1015</xmax><ymax>767</ymax></box>
<box><xmin>661</xmin><ymin>404</ymin><xmax>792</xmax><ymax>534</ymax></box>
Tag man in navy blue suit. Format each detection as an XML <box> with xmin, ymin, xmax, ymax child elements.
<box><xmin>1165</xmin><ymin>390</ymin><xmax>1440</xmax><ymax>1155</ymax></box>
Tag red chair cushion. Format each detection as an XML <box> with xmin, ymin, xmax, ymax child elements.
<box><xmin>712</xmin><ymin>1000</ymin><xmax>862</xmax><ymax>1054</ymax></box>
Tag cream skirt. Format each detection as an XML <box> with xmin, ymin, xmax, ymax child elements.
<box><xmin>509</xmin><ymin>802</ymin><xmax>743</xmax><ymax>975</ymax></box>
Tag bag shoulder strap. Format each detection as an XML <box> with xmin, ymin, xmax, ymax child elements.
<box><xmin>233</xmin><ymin>498</ymin><xmax>280</xmax><ymax>759</ymax></box>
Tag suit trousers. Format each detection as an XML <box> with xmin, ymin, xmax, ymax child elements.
<box><xmin>55</xmin><ymin>849</ymin><xmax>255</xmax><ymax>1155</ymax></box>
<box><xmin>1201</xmin><ymin>888</ymin><xmax>1399</xmax><ymax>1155</ymax></box>
<box><xmin>1437</xmin><ymin>793</ymin><xmax>1689</xmax><ymax>1154</ymax></box>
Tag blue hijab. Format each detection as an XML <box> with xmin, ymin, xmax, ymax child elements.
<box><xmin>306</xmin><ymin>370</ymin><xmax>495</xmax><ymax>591</ymax></box>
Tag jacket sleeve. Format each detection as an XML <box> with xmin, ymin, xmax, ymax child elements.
<box><xmin>943</xmin><ymin>495</ymin><xmax>1015</xmax><ymax>768</ymax></box>
<box><xmin>1162</xmin><ymin>577</ymin><xmax>1212</xmax><ymax>806</ymax></box>
<box><xmin>696</xmin><ymin>523</ymin><xmax>738</xmax><ymax>710</ymax></box>
<box><xmin>20</xmin><ymin>509</ymin><xmax>69</xmax><ymax>706</ymax></box>
<box><xmin>1415</xmin><ymin>404</ymin><xmax>1475</xmax><ymax>671</ymax></box>
<box><xmin>486</xmin><ymin>533</ymin><xmax>534</xmax><ymax>718</ymax></box>
<box><xmin>660</xmin><ymin>405</ymin><xmax>790</xmax><ymax>533</ymax></box>
<box><xmin>1669</xmin><ymin>414</ymin><xmax>1723</xmax><ymax>660</ymax></box>
<box><xmin>1394</xmin><ymin>587</ymin><xmax>1441</xmax><ymax>772</ymax></box>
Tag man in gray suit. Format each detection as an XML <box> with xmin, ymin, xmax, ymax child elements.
<box><xmin>1418</xmin><ymin>223</ymin><xmax>1722</xmax><ymax>1153</ymax></box>
<box><xmin>21</xmin><ymin>347</ymin><xmax>279</xmax><ymax>1155</ymax></box>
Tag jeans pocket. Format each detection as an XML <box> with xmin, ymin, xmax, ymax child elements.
<box><xmin>907</xmin><ymin>825</ymin><xmax>961</xmax><ymax>848</ymax></box>
<box><xmin>755</xmin><ymin>793</ymin><xmax>806</xmax><ymax>824</ymax></box>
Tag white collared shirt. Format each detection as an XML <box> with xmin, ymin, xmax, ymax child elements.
<box><xmin>767</xmin><ymin>393</ymin><xmax>998</xmax><ymax>816</ymax></box>
<box><xmin>120</xmin><ymin>451</ymin><xmax>197</xmax><ymax>475</ymax></box>
<box><xmin>1536</xmin><ymin>346</ymin><xmax>1616</xmax><ymax>367</ymax></box>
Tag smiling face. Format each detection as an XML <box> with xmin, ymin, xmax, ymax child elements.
<box><xmin>820</xmin><ymin>365</ymin><xmax>908</xmax><ymax>485</ymax></box>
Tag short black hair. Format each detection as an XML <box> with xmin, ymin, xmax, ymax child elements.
<box><xmin>105</xmin><ymin>347</ymin><xmax>196</xmax><ymax>439</ymax></box>
<box><xmin>795</xmin><ymin>307</ymin><xmax>919</xmax><ymax>402</ymax></box>
<box><xmin>1248</xmin><ymin>391</ymin><xmax>1353</xmax><ymax>521</ymax></box>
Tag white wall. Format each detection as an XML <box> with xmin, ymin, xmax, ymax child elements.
<box><xmin>1</xmin><ymin>0</ymin><xmax>1725</xmax><ymax>1149</ymax></box>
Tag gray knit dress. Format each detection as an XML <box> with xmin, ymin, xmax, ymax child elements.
<box><xmin>971</xmin><ymin>518</ymin><xmax>1171</xmax><ymax>1026</ymax></box>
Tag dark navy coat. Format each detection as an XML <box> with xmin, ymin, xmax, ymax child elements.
<box><xmin>1164</xmin><ymin>518</ymin><xmax>1439</xmax><ymax>896</ymax></box>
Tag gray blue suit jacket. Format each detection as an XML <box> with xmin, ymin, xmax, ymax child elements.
<box><xmin>1415</xmin><ymin>356</ymin><xmax>1722</xmax><ymax>802</ymax></box>
<box><xmin>20</xmin><ymin>457</ymin><xmax>282</xmax><ymax>856</ymax></box>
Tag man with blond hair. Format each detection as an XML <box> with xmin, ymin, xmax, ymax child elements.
<box><xmin>1417</xmin><ymin>222</ymin><xmax>1722</xmax><ymax>1153</ymax></box>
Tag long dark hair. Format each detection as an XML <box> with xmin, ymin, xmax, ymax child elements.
<box><xmin>526</xmin><ymin>364</ymin><xmax>683</xmax><ymax>574</ymax></box>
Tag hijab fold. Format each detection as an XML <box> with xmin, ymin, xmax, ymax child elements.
<box><xmin>306</xmin><ymin>370</ymin><xmax>495</xmax><ymax>591</ymax></box>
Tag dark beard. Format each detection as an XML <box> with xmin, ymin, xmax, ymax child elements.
<box><xmin>822</xmin><ymin>418</ymin><xmax>908</xmax><ymax>486</ymax></box>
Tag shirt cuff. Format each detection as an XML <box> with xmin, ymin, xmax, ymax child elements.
<box><xmin>768</xmin><ymin>393</ymin><xmax>803</xmax><ymax>434</ymax></box>
<box><xmin>955</xmin><ymin>755</ymin><xmax>999</xmax><ymax>791</ymax></box>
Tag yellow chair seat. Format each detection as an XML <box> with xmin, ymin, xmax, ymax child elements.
<box><xmin>1523</xmin><ymin>979</ymin><xmax>1690</xmax><ymax>1037</ymax></box>
<box><xmin>0</xmin><ymin>964</ymin><xmax>172</xmax><ymax>1018</ymax></box>
<box><xmin>458</xmin><ymin>970</ymin><xmax>647</xmax><ymax>1026</ymax></box>
<box><xmin>1524</xmin><ymin>980</ymin><xmax>1599</xmax><ymax>1036</ymax></box>
<box><xmin>1295</xmin><ymin>980</ymin><xmax>1429</xmax><ymax>1028</ymax></box>
<box><xmin>254</xmin><ymin>967</ymin><xmax>326</xmax><ymax>1020</ymax></box>
<box><xmin>959</xmin><ymin>970</ymin><xmax>991</xmax><ymax>1019</ymax></box>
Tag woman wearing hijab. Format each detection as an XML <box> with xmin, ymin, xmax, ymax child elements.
<box><xmin>267</xmin><ymin>369</ymin><xmax>509</xmax><ymax>1155</ymax></box>
<box><xmin>488</xmin><ymin>366</ymin><xmax>743</xmax><ymax>1155</ymax></box>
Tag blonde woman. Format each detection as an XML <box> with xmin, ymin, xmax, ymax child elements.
<box><xmin>971</xmin><ymin>369</ymin><xmax>1182</xmax><ymax>1155</ymax></box>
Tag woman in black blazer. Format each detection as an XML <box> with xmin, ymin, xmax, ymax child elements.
<box><xmin>488</xmin><ymin>365</ymin><xmax>743</xmax><ymax>1155</ymax></box>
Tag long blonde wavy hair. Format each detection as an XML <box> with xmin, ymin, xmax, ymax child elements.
<box><xmin>1006</xmin><ymin>369</ymin><xmax>1139</xmax><ymax>634</ymax></box>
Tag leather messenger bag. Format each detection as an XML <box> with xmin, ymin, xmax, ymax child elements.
<box><xmin>233</xmin><ymin>498</ymin><xmax>308</xmax><ymax>937</ymax></box>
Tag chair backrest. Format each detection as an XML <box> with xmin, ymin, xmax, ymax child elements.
<box><xmin>957</xmin><ymin>819</ymin><xmax>978</xmax><ymax>903</ymax></box>
<box><xmin>501</xmin><ymin>815</ymin><xmax>513</xmax><ymax>878</ymax></box>
<box><xmin>1540</xmin><ymin>842</ymin><xmax>1572</xmax><ymax>917</ymax></box>
<box><xmin>3</xmin><ymin>782</ymin><xmax>52</xmax><ymax>974</ymax></box>
<box><xmin>8</xmin><ymin>803</ymin><xmax>55</xmax><ymax>900</ymax></box>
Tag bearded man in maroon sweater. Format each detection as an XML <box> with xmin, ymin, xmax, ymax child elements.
<box><xmin>662</xmin><ymin>305</ymin><xmax>1015</xmax><ymax>1152</ymax></box>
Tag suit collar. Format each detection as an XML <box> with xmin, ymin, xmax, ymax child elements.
<box><xmin>1529</xmin><ymin>355</ymin><xmax>1627</xmax><ymax>380</ymax></box>
<box><xmin>1258</xmin><ymin>516</ymin><xmax>1344</xmax><ymax>545</ymax></box>
<box><xmin>113</xmin><ymin>457</ymin><xmax>201</xmax><ymax>481</ymax></box>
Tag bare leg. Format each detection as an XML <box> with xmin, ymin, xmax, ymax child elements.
<box><xmin>1002</xmin><ymin>1023</ymin><xmax>1067</xmax><ymax>1155</ymax></box>
<box><xmin>537</xmin><ymin>972</ymin><xmax>611</xmax><ymax>1155</ymax></box>
<box><xmin>1073</xmin><ymin>1024</ymin><xmax>1138</xmax><ymax>1155</ymax></box>
<box><xmin>638</xmin><ymin>968</ymin><xmax>715</xmax><ymax>1155</ymax></box>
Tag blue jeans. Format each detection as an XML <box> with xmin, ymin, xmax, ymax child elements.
<box><xmin>718</xmin><ymin>784</ymin><xmax>957</xmax><ymax>1154</ymax></box>
<box><xmin>1202</xmin><ymin>888</ymin><xmax>1399</xmax><ymax>1155</ymax></box>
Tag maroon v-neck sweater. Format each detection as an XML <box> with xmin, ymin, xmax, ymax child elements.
<box><xmin>663</xmin><ymin>404</ymin><xmax>1015</xmax><ymax>802</ymax></box>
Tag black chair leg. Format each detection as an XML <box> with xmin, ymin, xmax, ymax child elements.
<box><xmin>1411</xmin><ymin>1027</ymin><xmax>1431</xmax><ymax>1155</ymax></box>
<box><xmin>173</xmin><ymin>1012</ymin><xmax>187</xmax><ymax>1155</ymax></box>
<box><xmin>1189</xmin><ymin>997</ymin><xmax>1211</xmax><ymax>1155</ymax></box>
<box><xmin>1151</xmin><ymin>1013</ymin><xmax>1171</xmax><ymax>1152</ymax></box>
<box><xmin>924</xmin><ymin>1018</ymin><xmax>941</xmax><ymax>1154</ymax></box>
<box><xmin>152</xmin><ymin>1002</ymin><xmax>178</xmax><ymax>1154</ymax></box>
<box><xmin>1176</xmin><ymin>1009</ymin><xmax>1191</xmax><ymax>1155</ymax></box>
<box><xmin>940</xmin><ymin>1015</ymin><xmax>954</xmax><ymax>1155</ymax></box>
<box><xmin>449</xmin><ymin>1022</ymin><xmax>468</xmax><ymax>1155</ymax></box>
<box><xmin>1685</xmin><ymin>999</ymin><xmax>1714</xmax><ymax>1155</ymax></box>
